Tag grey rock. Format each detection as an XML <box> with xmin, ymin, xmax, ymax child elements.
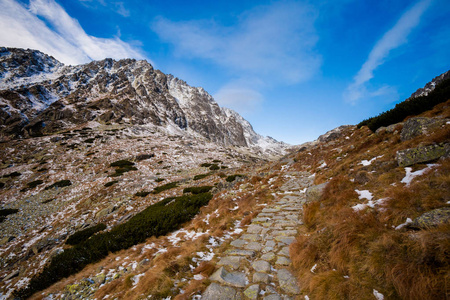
<box><xmin>253</xmin><ymin>272</ymin><xmax>270</xmax><ymax>284</ymax></box>
<box><xmin>210</xmin><ymin>267</ymin><xmax>247</xmax><ymax>287</ymax></box>
<box><xmin>202</xmin><ymin>282</ymin><xmax>242</xmax><ymax>300</ymax></box>
<box><xmin>217</xmin><ymin>256</ymin><xmax>242</xmax><ymax>270</ymax></box>
<box><xmin>278</xmin><ymin>246</ymin><xmax>290</xmax><ymax>257</ymax></box>
<box><xmin>3</xmin><ymin>269</ymin><xmax>19</xmax><ymax>281</ymax></box>
<box><xmin>396</xmin><ymin>143</ymin><xmax>449</xmax><ymax>167</ymax></box>
<box><xmin>225</xmin><ymin>249</ymin><xmax>256</xmax><ymax>257</ymax></box>
<box><xmin>244</xmin><ymin>242</ymin><xmax>263</xmax><ymax>251</ymax></box>
<box><xmin>241</xmin><ymin>233</ymin><xmax>261</xmax><ymax>241</ymax></box>
<box><xmin>252</xmin><ymin>260</ymin><xmax>271</xmax><ymax>273</ymax></box>
<box><xmin>261</xmin><ymin>252</ymin><xmax>276</xmax><ymax>261</ymax></box>
<box><xmin>277</xmin><ymin>269</ymin><xmax>300</xmax><ymax>294</ymax></box>
<box><xmin>247</xmin><ymin>224</ymin><xmax>264</xmax><ymax>234</ymax></box>
<box><xmin>400</xmin><ymin>117</ymin><xmax>447</xmax><ymax>141</ymax></box>
<box><xmin>305</xmin><ymin>182</ymin><xmax>327</xmax><ymax>203</ymax></box>
<box><xmin>276</xmin><ymin>256</ymin><xmax>291</xmax><ymax>266</ymax></box>
<box><xmin>275</xmin><ymin>236</ymin><xmax>296</xmax><ymax>245</ymax></box>
<box><xmin>230</xmin><ymin>239</ymin><xmax>247</xmax><ymax>248</ymax></box>
<box><xmin>409</xmin><ymin>207</ymin><xmax>450</xmax><ymax>229</ymax></box>
<box><xmin>244</xmin><ymin>284</ymin><xmax>260</xmax><ymax>300</ymax></box>
<box><xmin>264</xmin><ymin>294</ymin><xmax>282</xmax><ymax>300</ymax></box>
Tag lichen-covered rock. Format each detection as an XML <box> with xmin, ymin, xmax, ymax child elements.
<box><xmin>209</xmin><ymin>266</ymin><xmax>247</xmax><ymax>288</ymax></box>
<box><xmin>202</xmin><ymin>283</ymin><xmax>242</xmax><ymax>300</ymax></box>
<box><xmin>305</xmin><ymin>182</ymin><xmax>327</xmax><ymax>203</ymax></box>
<box><xmin>375</xmin><ymin>122</ymin><xmax>403</xmax><ymax>135</ymax></box>
<box><xmin>396</xmin><ymin>143</ymin><xmax>449</xmax><ymax>167</ymax></box>
<box><xmin>409</xmin><ymin>207</ymin><xmax>450</xmax><ymax>229</ymax></box>
<box><xmin>400</xmin><ymin>117</ymin><xmax>447</xmax><ymax>141</ymax></box>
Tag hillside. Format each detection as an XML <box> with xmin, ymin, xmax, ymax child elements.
<box><xmin>0</xmin><ymin>50</ymin><xmax>449</xmax><ymax>300</ymax></box>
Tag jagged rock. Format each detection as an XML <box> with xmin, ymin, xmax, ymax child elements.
<box><xmin>276</xmin><ymin>256</ymin><xmax>291</xmax><ymax>265</ymax></box>
<box><xmin>318</xmin><ymin>125</ymin><xmax>355</xmax><ymax>143</ymax></box>
<box><xmin>3</xmin><ymin>269</ymin><xmax>19</xmax><ymax>281</ymax></box>
<box><xmin>305</xmin><ymin>182</ymin><xmax>327</xmax><ymax>202</ymax></box>
<box><xmin>244</xmin><ymin>284</ymin><xmax>260</xmax><ymax>300</ymax></box>
<box><xmin>210</xmin><ymin>267</ymin><xmax>247</xmax><ymax>287</ymax></box>
<box><xmin>253</xmin><ymin>272</ymin><xmax>270</xmax><ymax>284</ymax></box>
<box><xmin>95</xmin><ymin>205</ymin><xmax>116</xmax><ymax>218</ymax></box>
<box><xmin>396</xmin><ymin>143</ymin><xmax>449</xmax><ymax>167</ymax></box>
<box><xmin>409</xmin><ymin>207</ymin><xmax>450</xmax><ymax>229</ymax></box>
<box><xmin>400</xmin><ymin>117</ymin><xmax>447</xmax><ymax>141</ymax></box>
<box><xmin>408</xmin><ymin>70</ymin><xmax>450</xmax><ymax>99</ymax></box>
<box><xmin>202</xmin><ymin>282</ymin><xmax>242</xmax><ymax>300</ymax></box>
<box><xmin>252</xmin><ymin>260</ymin><xmax>271</xmax><ymax>273</ymax></box>
<box><xmin>375</xmin><ymin>122</ymin><xmax>403</xmax><ymax>135</ymax></box>
<box><xmin>277</xmin><ymin>269</ymin><xmax>300</xmax><ymax>294</ymax></box>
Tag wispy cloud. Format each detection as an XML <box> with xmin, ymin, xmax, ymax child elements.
<box><xmin>214</xmin><ymin>83</ymin><xmax>264</xmax><ymax>115</ymax></box>
<box><xmin>0</xmin><ymin>0</ymin><xmax>143</xmax><ymax>65</ymax></box>
<box><xmin>78</xmin><ymin>0</ymin><xmax>130</xmax><ymax>17</ymax></box>
<box><xmin>344</xmin><ymin>0</ymin><xmax>432</xmax><ymax>104</ymax></box>
<box><xmin>152</xmin><ymin>1</ymin><xmax>321</xmax><ymax>85</ymax></box>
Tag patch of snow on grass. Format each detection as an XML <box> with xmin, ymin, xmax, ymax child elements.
<box><xmin>132</xmin><ymin>273</ymin><xmax>145</xmax><ymax>287</ymax></box>
<box><xmin>167</xmin><ymin>229</ymin><xmax>207</xmax><ymax>245</ymax></box>
<box><xmin>318</xmin><ymin>162</ymin><xmax>327</xmax><ymax>168</ymax></box>
<box><xmin>401</xmin><ymin>164</ymin><xmax>437</xmax><ymax>186</ymax></box>
<box><xmin>373</xmin><ymin>289</ymin><xmax>384</xmax><ymax>300</ymax></box>
<box><xmin>193</xmin><ymin>274</ymin><xmax>204</xmax><ymax>280</ymax></box>
<box><xmin>310</xmin><ymin>264</ymin><xmax>317</xmax><ymax>273</ymax></box>
<box><xmin>359</xmin><ymin>155</ymin><xmax>383</xmax><ymax>166</ymax></box>
<box><xmin>395</xmin><ymin>218</ymin><xmax>413</xmax><ymax>230</ymax></box>
<box><xmin>355</xmin><ymin>190</ymin><xmax>373</xmax><ymax>201</ymax></box>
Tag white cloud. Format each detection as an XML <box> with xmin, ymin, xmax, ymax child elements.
<box><xmin>214</xmin><ymin>84</ymin><xmax>264</xmax><ymax>114</ymax></box>
<box><xmin>0</xmin><ymin>0</ymin><xmax>143</xmax><ymax>65</ymax></box>
<box><xmin>78</xmin><ymin>0</ymin><xmax>130</xmax><ymax>17</ymax></box>
<box><xmin>344</xmin><ymin>0</ymin><xmax>432</xmax><ymax>104</ymax></box>
<box><xmin>152</xmin><ymin>1</ymin><xmax>321</xmax><ymax>85</ymax></box>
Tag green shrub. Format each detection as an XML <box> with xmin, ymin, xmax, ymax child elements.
<box><xmin>84</xmin><ymin>138</ymin><xmax>95</xmax><ymax>144</ymax></box>
<box><xmin>200</xmin><ymin>163</ymin><xmax>212</xmax><ymax>168</ymax></box>
<box><xmin>209</xmin><ymin>164</ymin><xmax>220</xmax><ymax>171</ymax></box>
<box><xmin>44</xmin><ymin>180</ymin><xmax>72</xmax><ymax>190</ymax></box>
<box><xmin>2</xmin><ymin>171</ymin><xmax>21</xmax><ymax>178</ymax></box>
<box><xmin>155</xmin><ymin>178</ymin><xmax>165</xmax><ymax>182</ymax></box>
<box><xmin>220</xmin><ymin>166</ymin><xmax>228</xmax><ymax>169</ymax></box>
<box><xmin>0</xmin><ymin>208</ymin><xmax>19</xmax><ymax>223</ymax></box>
<box><xmin>66</xmin><ymin>223</ymin><xmax>106</xmax><ymax>246</ymax></box>
<box><xmin>193</xmin><ymin>173</ymin><xmax>210</xmax><ymax>181</ymax></box>
<box><xmin>104</xmin><ymin>181</ymin><xmax>118</xmax><ymax>187</ymax></box>
<box><xmin>0</xmin><ymin>182</ymin><xmax>4</xmax><ymax>189</ymax></box>
<box><xmin>226</xmin><ymin>174</ymin><xmax>243</xmax><ymax>182</ymax></box>
<box><xmin>27</xmin><ymin>180</ymin><xmax>44</xmax><ymax>189</ymax></box>
<box><xmin>152</xmin><ymin>181</ymin><xmax>178</xmax><ymax>194</ymax></box>
<box><xmin>183</xmin><ymin>186</ymin><xmax>213</xmax><ymax>194</ymax></box>
<box><xmin>14</xmin><ymin>192</ymin><xmax>213</xmax><ymax>299</ymax></box>
<box><xmin>358</xmin><ymin>78</ymin><xmax>450</xmax><ymax>131</ymax></box>
<box><xmin>135</xmin><ymin>191</ymin><xmax>151</xmax><ymax>197</ymax></box>
<box><xmin>110</xmin><ymin>160</ymin><xmax>134</xmax><ymax>167</ymax></box>
<box><xmin>212</xmin><ymin>160</ymin><xmax>222</xmax><ymax>163</ymax></box>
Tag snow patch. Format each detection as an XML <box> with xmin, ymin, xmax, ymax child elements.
<box><xmin>359</xmin><ymin>155</ymin><xmax>383</xmax><ymax>166</ymax></box>
<box><xmin>373</xmin><ymin>289</ymin><xmax>384</xmax><ymax>300</ymax></box>
<box><xmin>401</xmin><ymin>164</ymin><xmax>437</xmax><ymax>186</ymax></box>
<box><xmin>395</xmin><ymin>218</ymin><xmax>413</xmax><ymax>230</ymax></box>
<box><xmin>355</xmin><ymin>190</ymin><xmax>373</xmax><ymax>201</ymax></box>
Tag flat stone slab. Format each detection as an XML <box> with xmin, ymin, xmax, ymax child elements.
<box><xmin>252</xmin><ymin>217</ymin><xmax>271</xmax><ymax>223</ymax></box>
<box><xmin>275</xmin><ymin>236</ymin><xmax>296</xmax><ymax>245</ymax></box>
<box><xmin>276</xmin><ymin>256</ymin><xmax>291</xmax><ymax>266</ymax></box>
<box><xmin>244</xmin><ymin>284</ymin><xmax>260</xmax><ymax>300</ymax></box>
<box><xmin>253</xmin><ymin>272</ymin><xmax>270</xmax><ymax>284</ymax></box>
<box><xmin>244</xmin><ymin>242</ymin><xmax>263</xmax><ymax>251</ymax></box>
<box><xmin>230</xmin><ymin>239</ymin><xmax>247</xmax><ymax>247</ymax></box>
<box><xmin>278</xmin><ymin>246</ymin><xmax>290</xmax><ymax>257</ymax></box>
<box><xmin>225</xmin><ymin>249</ymin><xmax>256</xmax><ymax>257</ymax></box>
<box><xmin>273</xmin><ymin>230</ymin><xmax>297</xmax><ymax>236</ymax></box>
<box><xmin>277</xmin><ymin>269</ymin><xmax>300</xmax><ymax>294</ymax></box>
<box><xmin>241</xmin><ymin>233</ymin><xmax>261</xmax><ymax>241</ymax></box>
<box><xmin>217</xmin><ymin>256</ymin><xmax>242</xmax><ymax>270</ymax></box>
<box><xmin>262</xmin><ymin>208</ymin><xmax>281</xmax><ymax>213</ymax></box>
<box><xmin>210</xmin><ymin>267</ymin><xmax>247</xmax><ymax>288</ymax></box>
<box><xmin>202</xmin><ymin>282</ymin><xmax>242</xmax><ymax>300</ymax></box>
<box><xmin>265</xmin><ymin>240</ymin><xmax>276</xmax><ymax>247</ymax></box>
<box><xmin>261</xmin><ymin>252</ymin><xmax>276</xmax><ymax>261</ymax></box>
<box><xmin>247</xmin><ymin>224</ymin><xmax>264</xmax><ymax>234</ymax></box>
<box><xmin>252</xmin><ymin>260</ymin><xmax>271</xmax><ymax>273</ymax></box>
<box><xmin>263</xmin><ymin>295</ymin><xmax>282</xmax><ymax>300</ymax></box>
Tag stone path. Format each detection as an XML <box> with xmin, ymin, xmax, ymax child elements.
<box><xmin>202</xmin><ymin>172</ymin><xmax>313</xmax><ymax>300</ymax></box>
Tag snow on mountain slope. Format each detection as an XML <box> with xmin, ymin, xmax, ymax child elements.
<box><xmin>0</xmin><ymin>47</ymin><xmax>288</xmax><ymax>156</ymax></box>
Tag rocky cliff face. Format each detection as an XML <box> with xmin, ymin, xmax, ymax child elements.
<box><xmin>408</xmin><ymin>70</ymin><xmax>450</xmax><ymax>99</ymax></box>
<box><xmin>0</xmin><ymin>47</ymin><xmax>287</xmax><ymax>155</ymax></box>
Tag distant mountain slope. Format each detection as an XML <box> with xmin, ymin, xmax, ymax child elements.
<box><xmin>0</xmin><ymin>47</ymin><xmax>288</xmax><ymax>155</ymax></box>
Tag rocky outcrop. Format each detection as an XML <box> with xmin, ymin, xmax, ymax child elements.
<box><xmin>408</xmin><ymin>70</ymin><xmax>450</xmax><ymax>100</ymax></box>
<box><xmin>396</xmin><ymin>143</ymin><xmax>449</xmax><ymax>167</ymax></box>
<box><xmin>305</xmin><ymin>182</ymin><xmax>328</xmax><ymax>203</ymax></box>
<box><xmin>409</xmin><ymin>208</ymin><xmax>450</xmax><ymax>229</ymax></box>
<box><xmin>318</xmin><ymin>125</ymin><xmax>355</xmax><ymax>143</ymax></box>
<box><xmin>400</xmin><ymin>117</ymin><xmax>447</xmax><ymax>141</ymax></box>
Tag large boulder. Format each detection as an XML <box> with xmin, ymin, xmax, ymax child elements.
<box><xmin>409</xmin><ymin>207</ymin><xmax>450</xmax><ymax>230</ymax></box>
<box><xmin>305</xmin><ymin>182</ymin><xmax>328</xmax><ymax>203</ymax></box>
<box><xmin>202</xmin><ymin>283</ymin><xmax>242</xmax><ymax>300</ymax></box>
<box><xmin>396</xmin><ymin>143</ymin><xmax>449</xmax><ymax>167</ymax></box>
<box><xmin>400</xmin><ymin>117</ymin><xmax>447</xmax><ymax>141</ymax></box>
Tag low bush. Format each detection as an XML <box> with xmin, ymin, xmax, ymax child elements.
<box><xmin>193</xmin><ymin>174</ymin><xmax>209</xmax><ymax>181</ymax></box>
<box><xmin>136</xmin><ymin>154</ymin><xmax>154</xmax><ymax>161</ymax></box>
<box><xmin>110</xmin><ymin>160</ymin><xmax>134</xmax><ymax>167</ymax></box>
<box><xmin>2</xmin><ymin>171</ymin><xmax>21</xmax><ymax>178</ymax></box>
<box><xmin>209</xmin><ymin>164</ymin><xmax>220</xmax><ymax>171</ymax></box>
<box><xmin>152</xmin><ymin>181</ymin><xmax>178</xmax><ymax>194</ymax></box>
<box><xmin>135</xmin><ymin>191</ymin><xmax>151</xmax><ymax>197</ymax></box>
<box><xmin>104</xmin><ymin>181</ymin><xmax>118</xmax><ymax>187</ymax></box>
<box><xmin>27</xmin><ymin>180</ymin><xmax>44</xmax><ymax>189</ymax></box>
<box><xmin>226</xmin><ymin>174</ymin><xmax>243</xmax><ymax>182</ymax></box>
<box><xmin>66</xmin><ymin>223</ymin><xmax>106</xmax><ymax>246</ymax></box>
<box><xmin>183</xmin><ymin>186</ymin><xmax>213</xmax><ymax>194</ymax></box>
<box><xmin>14</xmin><ymin>192</ymin><xmax>213</xmax><ymax>299</ymax></box>
<box><xmin>44</xmin><ymin>180</ymin><xmax>72</xmax><ymax>190</ymax></box>
<box><xmin>155</xmin><ymin>178</ymin><xmax>165</xmax><ymax>182</ymax></box>
<box><xmin>0</xmin><ymin>208</ymin><xmax>19</xmax><ymax>223</ymax></box>
<box><xmin>200</xmin><ymin>163</ymin><xmax>212</xmax><ymax>168</ymax></box>
<box><xmin>0</xmin><ymin>182</ymin><xmax>5</xmax><ymax>189</ymax></box>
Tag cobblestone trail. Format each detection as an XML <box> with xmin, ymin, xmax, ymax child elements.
<box><xmin>202</xmin><ymin>172</ymin><xmax>313</xmax><ymax>300</ymax></box>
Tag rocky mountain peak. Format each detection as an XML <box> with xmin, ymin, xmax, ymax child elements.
<box><xmin>0</xmin><ymin>47</ymin><xmax>288</xmax><ymax>156</ymax></box>
<box><xmin>408</xmin><ymin>70</ymin><xmax>450</xmax><ymax>100</ymax></box>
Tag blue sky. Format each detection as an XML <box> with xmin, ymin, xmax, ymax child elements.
<box><xmin>1</xmin><ymin>0</ymin><xmax>449</xmax><ymax>144</ymax></box>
